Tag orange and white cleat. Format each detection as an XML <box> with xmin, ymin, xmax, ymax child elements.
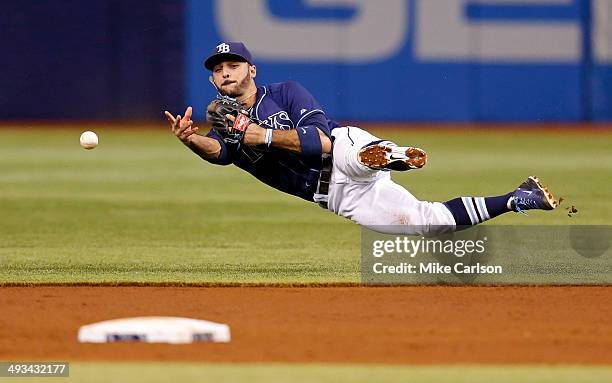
<box><xmin>358</xmin><ymin>142</ymin><xmax>427</xmax><ymax>171</ymax></box>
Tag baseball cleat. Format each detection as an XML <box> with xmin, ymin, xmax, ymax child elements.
<box><xmin>510</xmin><ymin>176</ymin><xmax>558</xmax><ymax>212</ymax></box>
<box><xmin>358</xmin><ymin>143</ymin><xmax>427</xmax><ymax>171</ymax></box>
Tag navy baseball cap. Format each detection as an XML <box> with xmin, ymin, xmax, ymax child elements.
<box><xmin>204</xmin><ymin>42</ymin><xmax>253</xmax><ymax>70</ymax></box>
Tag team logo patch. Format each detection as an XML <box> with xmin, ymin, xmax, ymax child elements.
<box><xmin>216</xmin><ymin>43</ymin><xmax>230</xmax><ymax>53</ymax></box>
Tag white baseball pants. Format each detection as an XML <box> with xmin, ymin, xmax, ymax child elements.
<box><xmin>318</xmin><ymin>127</ymin><xmax>456</xmax><ymax>236</ymax></box>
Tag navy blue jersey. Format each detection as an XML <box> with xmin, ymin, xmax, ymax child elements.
<box><xmin>206</xmin><ymin>81</ymin><xmax>339</xmax><ymax>201</ymax></box>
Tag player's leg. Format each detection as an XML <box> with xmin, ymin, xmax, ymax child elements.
<box><xmin>345</xmin><ymin>129</ymin><xmax>559</xmax><ymax>228</ymax></box>
<box><xmin>442</xmin><ymin>176</ymin><xmax>558</xmax><ymax>229</ymax></box>
<box><xmin>329</xmin><ymin>174</ymin><xmax>558</xmax><ymax>236</ymax></box>
<box><xmin>330</xmin><ymin>127</ymin><xmax>390</xmax><ymax>180</ymax></box>
<box><xmin>327</xmin><ymin>172</ymin><xmax>456</xmax><ymax>236</ymax></box>
<box><xmin>332</xmin><ymin>126</ymin><xmax>428</xmax><ymax>177</ymax></box>
<box><xmin>328</xmin><ymin>126</ymin><xmax>474</xmax><ymax>236</ymax></box>
<box><xmin>339</xmin><ymin>127</ymin><xmax>427</xmax><ymax>172</ymax></box>
<box><xmin>328</xmin><ymin>127</ymin><xmax>558</xmax><ymax>235</ymax></box>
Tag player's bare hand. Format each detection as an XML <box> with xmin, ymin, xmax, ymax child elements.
<box><xmin>225</xmin><ymin>113</ymin><xmax>265</xmax><ymax>146</ymax></box>
<box><xmin>165</xmin><ymin>106</ymin><xmax>199</xmax><ymax>144</ymax></box>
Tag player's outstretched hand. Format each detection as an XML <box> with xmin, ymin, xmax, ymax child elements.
<box><xmin>165</xmin><ymin>106</ymin><xmax>199</xmax><ymax>144</ymax></box>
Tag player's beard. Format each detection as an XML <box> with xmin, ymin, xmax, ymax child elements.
<box><xmin>220</xmin><ymin>70</ymin><xmax>252</xmax><ymax>99</ymax></box>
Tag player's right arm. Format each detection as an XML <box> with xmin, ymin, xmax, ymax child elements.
<box><xmin>234</xmin><ymin>81</ymin><xmax>332</xmax><ymax>158</ymax></box>
<box><xmin>165</xmin><ymin>107</ymin><xmax>222</xmax><ymax>160</ymax></box>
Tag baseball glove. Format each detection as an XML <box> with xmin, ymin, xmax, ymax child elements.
<box><xmin>206</xmin><ymin>95</ymin><xmax>256</xmax><ymax>144</ymax></box>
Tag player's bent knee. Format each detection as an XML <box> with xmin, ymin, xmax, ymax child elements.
<box><xmin>352</xmin><ymin>201</ymin><xmax>456</xmax><ymax>237</ymax></box>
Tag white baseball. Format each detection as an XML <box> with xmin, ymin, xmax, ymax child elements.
<box><xmin>80</xmin><ymin>131</ymin><xmax>99</xmax><ymax>150</ymax></box>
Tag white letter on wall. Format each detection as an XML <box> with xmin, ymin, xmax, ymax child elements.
<box><xmin>215</xmin><ymin>0</ymin><xmax>407</xmax><ymax>62</ymax></box>
<box><xmin>415</xmin><ymin>0</ymin><xmax>581</xmax><ymax>62</ymax></box>
<box><xmin>593</xmin><ymin>0</ymin><xmax>612</xmax><ymax>63</ymax></box>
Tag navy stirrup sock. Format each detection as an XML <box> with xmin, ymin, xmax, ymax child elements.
<box><xmin>444</xmin><ymin>193</ymin><xmax>513</xmax><ymax>226</ymax></box>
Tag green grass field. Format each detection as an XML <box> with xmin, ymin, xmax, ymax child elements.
<box><xmin>1</xmin><ymin>126</ymin><xmax>611</xmax><ymax>382</ymax></box>
<box><xmin>2</xmin><ymin>362</ymin><xmax>612</xmax><ymax>383</ymax></box>
<box><xmin>1</xmin><ymin>126</ymin><xmax>611</xmax><ymax>283</ymax></box>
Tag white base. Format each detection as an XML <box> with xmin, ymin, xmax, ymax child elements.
<box><xmin>78</xmin><ymin>316</ymin><xmax>230</xmax><ymax>344</ymax></box>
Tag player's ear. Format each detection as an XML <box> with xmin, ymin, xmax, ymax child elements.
<box><xmin>249</xmin><ymin>64</ymin><xmax>256</xmax><ymax>78</ymax></box>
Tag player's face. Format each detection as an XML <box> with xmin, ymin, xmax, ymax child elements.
<box><xmin>212</xmin><ymin>61</ymin><xmax>254</xmax><ymax>98</ymax></box>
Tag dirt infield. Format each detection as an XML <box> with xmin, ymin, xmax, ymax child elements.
<box><xmin>2</xmin><ymin>285</ymin><xmax>612</xmax><ymax>364</ymax></box>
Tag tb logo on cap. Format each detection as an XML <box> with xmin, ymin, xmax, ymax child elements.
<box><xmin>216</xmin><ymin>43</ymin><xmax>230</xmax><ymax>53</ymax></box>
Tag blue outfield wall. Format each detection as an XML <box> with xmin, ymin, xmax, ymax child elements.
<box><xmin>0</xmin><ymin>0</ymin><xmax>185</xmax><ymax>120</ymax></box>
<box><xmin>186</xmin><ymin>0</ymin><xmax>612</xmax><ymax>122</ymax></box>
<box><xmin>1</xmin><ymin>0</ymin><xmax>610</xmax><ymax>122</ymax></box>
<box><xmin>593</xmin><ymin>66</ymin><xmax>612</xmax><ymax>119</ymax></box>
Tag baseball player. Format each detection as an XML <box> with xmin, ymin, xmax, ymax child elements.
<box><xmin>164</xmin><ymin>42</ymin><xmax>558</xmax><ymax>236</ymax></box>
